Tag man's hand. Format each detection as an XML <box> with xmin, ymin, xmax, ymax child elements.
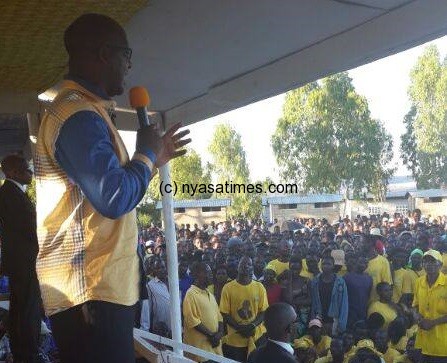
<box><xmin>135</xmin><ymin>122</ymin><xmax>191</xmax><ymax>168</ymax></box>
<box><xmin>155</xmin><ymin>122</ymin><xmax>191</xmax><ymax>167</ymax></box>
<box><xmin>419</xmin><ymin>318</ymin><xmax>436</xmax><ymax>330</ymax></box>
<box><xmin>238</xmin><ymin>323</ymin><xmax>256</xmax><ymax>338</ymax></box>
<box><xmin>209</xmin><ymin>331</ymin><xmax>223</xmax><ymax>348</ymax></box>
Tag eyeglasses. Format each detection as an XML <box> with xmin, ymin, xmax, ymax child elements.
<box><xmin>105</xmin><ymin>44</ymin><xmax>132</xmax><ymax>61</ymax></box>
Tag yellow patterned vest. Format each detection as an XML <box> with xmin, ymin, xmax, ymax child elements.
<box><xmin>35</xmin><ymin>80</ymin><xmax>140</xmax><ymax>315</ymax></box>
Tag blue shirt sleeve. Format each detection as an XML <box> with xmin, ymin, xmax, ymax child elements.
<box><xmin>55</xmin><ymin>111</ymin><xmax>155</xmax><ymax>219</ymax></box>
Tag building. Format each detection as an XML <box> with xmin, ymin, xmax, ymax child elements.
<box><xmin>155</xmin><ymin>198</ymin><xmax>231</xmax><ymax>227</ymax></box>
<box><xmin>406</xmin><ymin>189</ymin><xmax>447</xmax><ymax>218</ymax></box>
<box><xmin>262</xmin><ymin>194</ymin><xmax>343</xmax><ymax>223</ymax></box>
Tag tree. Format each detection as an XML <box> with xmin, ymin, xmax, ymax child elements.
<box><xmin>271</xmin><ymin>72</ymin><xmax>394</xmax><ymax>200</ymax></box>
<box><xmin>148</xmin><ymin>148</ymin><xmax>212</xmax><ymax>201</ymax></box>
<box><xmin>208</xmin><ymin>124</ymin><xmax>262</xmax><ymax>219</ymax></box>
<box><xmin>401</xmin><ymin>45</ymin><xmax>447</xmax><ymax>188</ymax></box>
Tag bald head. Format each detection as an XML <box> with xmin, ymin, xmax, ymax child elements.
<box><xmin>64</xmin><ymin>13</ymin><xmax>131</xmax><ymax>97</ymax></box>
<box><xmin>64</xmin><ymin>13</ymin><xmax>125</xmax><ymax>57</ymax></box>
<box><xmin>1</xmin><ymin>155</ymin><xmax>32</xmax><ymax>185</ymax></box>
<box><xmin>264</xmin><ymin>303</ymin><xmax>297</xmax><ymax>341</ymax></box>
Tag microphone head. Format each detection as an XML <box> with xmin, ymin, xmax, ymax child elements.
<box><xmin>129</xmin><ymin>86</ymin><xmax>151</xmax><ymax>108</ymax></box>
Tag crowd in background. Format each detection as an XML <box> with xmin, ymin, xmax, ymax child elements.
<box><xmin>138</xmin><ymin>209</ymin><xmax>447</xmax><ymax>363</ymax></box>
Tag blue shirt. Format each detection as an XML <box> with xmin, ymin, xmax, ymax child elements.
<box><xmin>54</xmin><ymin>76</ymin><xmax>156</xmax><ymax>219</ymax></box>
<box><xmin>343</xmin><ymin>272</ymin><xmax>373</xmax><ymax>328</ymax></box>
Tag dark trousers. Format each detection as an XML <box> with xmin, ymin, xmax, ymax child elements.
<box><xmin>423</xmin><ymin>356</ymin><xmax>447</xmax><ymax>363</ymax></box>
<box><xmin>9</xmin><ymin>270</ymin><xmax>42</xmax><ymax>363</ymax></box>
<box><xmin>49</xmin><ymin>301</ymin><xmax>136</xmax><ymax>363</ymax></box>
<box><xmin>223</xmin><ymin>344</ymin><xmax>248</xmax><ymax>362</ymax></box>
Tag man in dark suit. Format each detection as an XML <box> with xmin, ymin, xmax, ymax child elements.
<box><xmin>0</xmin><ymin>155</ymin><xmax>42</xmax><ymax>363</ymax></box>
<box><xmin>248</xmin><ymin>303</ymin><xmax>297</xmax><ymax>363</ymax></box>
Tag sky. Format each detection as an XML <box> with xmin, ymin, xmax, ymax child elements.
<box><xmin>121</xmin><ymin>35</ymin><xmax>447</xmax><ymax>183</ymax></box>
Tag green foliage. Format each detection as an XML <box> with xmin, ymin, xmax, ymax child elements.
<box><xmin>148</xmin><ymin>148</ymin><xmax>212</xmax><ymax>201</ymax></box>
<box><xmin>401</xmin><ymin>45</ymin><xmax>447</xmax><ymax>188</ymax></box>
<box><xmin>136</xmin><ymin>202</ymin><xmax>160</xmax><ymax>228</ymax></box>
<box><xmin>271</xmin><ymin>72</ymin><xmax>394</xmax><ymax>200</ymax></box>
<box><xmin>208</xmin><ymin>124</ymin><xmax>262</xmax><ymax>219</ymax></box>
<box><xmin>27</xmin><ymin>178</ymin><xmax>36</xmax><ymax>205</ymax></box>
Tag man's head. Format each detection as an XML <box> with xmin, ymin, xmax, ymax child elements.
<box><xmin>64</xmin><ymin>13</ymin><xmax>131</xmax><ymax>97</ymax></box>
<box><xmin>372</xmin><ymin>330</ymin><xmax>388</xmax><ymax>353</ymax></box>
<box><xmin>1</xmin><ymin>155</ymin><xmax>33</xmax><ymax>185</ymax></box>
<box><xmin>354</xmin><ymin>255</ymin><xmax>368</xmax><ymax>274</ymax></box>
<box><xmin>263</xmin><ymin>268</ymin><xmax>277</xmax><ymax>284</ymax></box>
<box><xmin>264</xmin><ymin>303</ymin><xmax>297</xmax><ymax>342</ymax></box>
<box><xmin>215</xmin><ymin>265</ymin><xmax>228</xmax><ymax>285</ymax></box>
<box><xmin>321</xmin><ymin>255</ymin><xmax>335</xmax><ymax>275</ymax></box>
<box><xmin>237</xmin><ymin>256</ymin><xmax>253</xmax><ymax>280</ymax></box>
<box><xmin>289</xmin><ymin>255</ymin><xmax>303</xmax><ymax>275</ymax></box>
<box><xmin>153</xmin><ymin>258</ymin><xmax>167</xmax><ymax>281</ymax></box>
<box><xmin>422</xmin><ymin>249</ymin><xmax>443</xmax><ymax>276</ymax></box>
<box><xmin>191</xmin><ymin>262</ymin><xmax>212</xmax><ymax>288</ymax></box>
<box><xmin>308</xmin><ymin>318</ymin><xmax>323</xmax><ymax>341</ymax></box>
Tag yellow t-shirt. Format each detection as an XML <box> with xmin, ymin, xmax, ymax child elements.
<box><xmin>266</xmin><ymin>259</ymin><xmax>289</xmax><ymax>277</ymax></box>
<box><xmin>405</xmin><ymin>269</ymin><xmax>425</xmax><ymax>294</ymax></box>
<box><xmin>294</xmin><ymin>335</ymin><xmax>331</xmax><ymax>357</ymax></box>
<box><xmin>314</xmin><ymin>354</ymin><xmax>332</xmax><ymax>363</ymax></box>
<box><xmin>389</xmin><ymin>335</ymin><xmax>408</xmax><ymax>354</ymax></box>
<box><xmin>366</xmin><ymin>255</ymin><xmax>392</xmax><ymax>304</ymax></box>
<box><xmin>383</xmin><ymin>347</ymin><xmax>403</xmax><ymax>363</ymax></box>
<box><xmin>183</xmin><ymin>285</ymin><xmax>223</xmax><ymax>362</ymax></box>
<box><xmin>367</xmin><ymin>301</ymin><xmax>398</xmax><ymax>329</ymax></box>
<box><xmin>413</xmin><ymin>273</ymin><xmax>447</xmax><ymax>356</ymax></box>
<box><xmin>300</xmin><ymin>258</ymin><xmax>320</xmax><ymax>279</ymax></box>
<box><xmin>406</xmin><ymin>324</ymin><xmax>418</xmax><ymax>339</ymax></box>
<box><xmin>219</xmin><ymin>279</ymin><xmax>268</xmax><ymax>348</ymax></box>
<box><xmin>442</xmin><ymin>253</ymin><xmax>447</xmax><ymax>275</ymax></box>
<box><xmin>393</xmin><ymin>268</ymin><xmax>412</xmax><ymax>303</ymax></box>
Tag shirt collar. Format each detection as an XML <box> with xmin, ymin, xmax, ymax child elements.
<box><xmin>269</xmin><ymin>339</ymin><xmax>294</xmax><ymax>355</ymax></box>
<box><xmin>422</xmin><ymin>271</ymin><xmax>447</xmax><ymax>288</ymax></box>
<box><xmin>64</xmin><ymin>74</ymin><xmax>110</xmax><ymax>100</ymax></box>
<box><xmin>5</xmin><ymin>179</ymin><xmax>26</xmax><ymax>193</ymax></box>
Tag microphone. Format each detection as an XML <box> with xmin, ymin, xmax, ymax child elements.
<box><xmin>129</xmin><ymin>86</ymin><xmax>153</xmax><ymax>127</ymax></box>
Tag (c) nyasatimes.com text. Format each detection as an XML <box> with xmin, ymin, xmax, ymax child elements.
<box><xmin>158</xmin><ymin>181</ymin><xmax>299</xmax><ymax>197</ymax></box>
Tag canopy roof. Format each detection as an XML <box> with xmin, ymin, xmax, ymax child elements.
<box><xmin>1</xmin><ymin>0</ymin><xmax>447</xmax><ymax>157</ymax></box>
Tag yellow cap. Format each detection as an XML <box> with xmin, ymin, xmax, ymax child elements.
<box><xmin>423</xmin><ymin>249</ymin><xmax>443</xmax><ymax>263</ymax></box>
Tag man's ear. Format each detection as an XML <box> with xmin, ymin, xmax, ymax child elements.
<box><xmin>98</xmin><ymin>45</ymin><xmax>111</xmax><ymax>64</ymax></box>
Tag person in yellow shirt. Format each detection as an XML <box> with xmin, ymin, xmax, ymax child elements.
<box><xmin>401</xmin><ymin>249</ymin><xmax>425</xmax><ymax>307</ymax></box>
<box><xmin>413</xmin><ymin>249</ymin><xmax>447</xmax><ymax>361</ymax></box>
<box><xmin>293</xmin><ymin>318</ymin><xmax>331</xmax><ymax>357</ymax></box>
<box><xmin>372</xmin><ymin>329</ymin><xmax>402</xmax><ymax>363</ymax></box>
<box><xmin>183</xmin><ymin>262</ymin><xmax>224</xmax><ymax>362</ymax></box>
<box><xmin>265</xmin><ymin>240</ymin><xmax>291</xmax><ymax>278</ymax></box>
<box><xmin>390</xmin><ymin>248</ymin><xmax>412</xmax><ymax>304</ymax></box>
<box><xmin>220</xmin><ymin>256</ymin><xmax>268</xmax><ymax>362</ymax></box>
<box><xmin>361</xmin><ymin>234</ymin><xmax>392</xmax><ymax>303</ymax></box>
<box><xmin>368</xmin><ymin>282</ymin><xmax>400</xmax><ymax>329</ymax></box>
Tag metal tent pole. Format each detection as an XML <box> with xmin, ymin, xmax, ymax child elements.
<box><xmin>159</xmin><ymin>163</ymin><xmax>183</xmax><ymax>355</ymax></box>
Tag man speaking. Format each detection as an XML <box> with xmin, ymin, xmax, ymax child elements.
<box><xmin>35</xmin><ymin>13</ymin><xmax>190</xmax><ymax>363</ymax></box>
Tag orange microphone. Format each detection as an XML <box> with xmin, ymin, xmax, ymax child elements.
<box><xmin>129</xmin><ymin>86</ymin><xmax>153</xmax><ymax>128</ymax></box>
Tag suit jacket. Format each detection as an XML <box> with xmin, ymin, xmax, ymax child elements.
<box><xmin>0</xmin><ymin>180</ymin><xmax>38</xmax><ymax>277</ymax></box>
<box><xmin>248</xmin><ymin>340</ymin><xmax>296</xmax><ymax>363</ymax></box>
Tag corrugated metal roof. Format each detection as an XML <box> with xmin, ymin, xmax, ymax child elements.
<box><xmin>262</xmin><ymin>194</ymin><xmax>343</xmax><ymax>206</ymax></box>
<box><xmin>406</xmin><ymin>189</ymin><xmax>447</xmax><ymax>198</ymax></box>
<box><xmin>155</xmin><ymin>198</ymin><xmax>231</xmax><ymax>209</ymax></box>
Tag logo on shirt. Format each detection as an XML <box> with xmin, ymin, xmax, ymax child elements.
<box><xmin>237</xmin><ymin>300</ymin><xmax>253</xmax><ymax>320</ymax></box>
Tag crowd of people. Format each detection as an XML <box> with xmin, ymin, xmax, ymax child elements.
<box><xmin>138</xmin><ymin>210</ymin><xmax>447</xmax><ymax>363</ymax></box>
